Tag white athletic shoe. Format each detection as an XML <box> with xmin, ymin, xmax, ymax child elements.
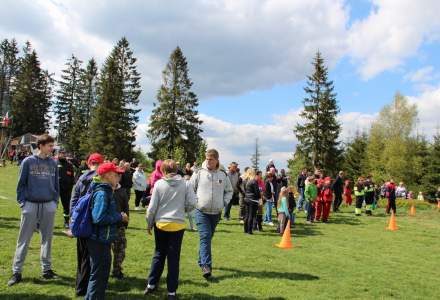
<box><xmin>135</xmin><ymin>206</ymin><xmax>140</xmax><ymax>211</ymax></box>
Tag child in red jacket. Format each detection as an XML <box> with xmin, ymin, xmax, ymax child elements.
<box><xmin>320</xmin><ymin>177</ymin><xmax>333</xmax><ymax>222</ymax></box>
<box><xmin>385</xmin><ymin>180</ymin><xmax>397</xmax><ymax>215</ymax></box>
<box><xmin>344</xmin><ymin>180</ymin><xmax>352</xmax><ymax>205</ymax></box>
<box><xmin>314</xmin><ymin>178</ymin><xmax>325</xmax><ymax>222</ymax></box>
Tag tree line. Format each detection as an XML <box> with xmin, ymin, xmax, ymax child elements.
<box><xmin>0</xmin><ymin>38</ymin><xmax>204</xmax><ymax>164</ymax></box>
<box><xmin>289</xmin><ymin>52</ymin><xmax>440</xmax><ymax>198</ymax></box>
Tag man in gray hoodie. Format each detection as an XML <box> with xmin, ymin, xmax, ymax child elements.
<box><xmin>190</xmin><ymin>149</ymin><xmax>233</xmax><ymax>279</ymax></box>
<box><xmin>8</xmin><ymin>134</ymin><xmax>59</xmax><ymax>286</ymax></box>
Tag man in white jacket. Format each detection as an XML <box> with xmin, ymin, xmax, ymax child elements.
<box><xmin>190</xmin><ymin>149</ymin><xmax>233</xmax><ymax>279</ymax></box>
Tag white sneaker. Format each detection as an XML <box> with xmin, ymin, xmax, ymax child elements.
<box><xmin>268</xmin><ymin>222</ymin><xmax>274</xmax><ymax>226</ymax></box>
<box><xmin>135</xmin><ymin>206</ymin><xmax>140</xmax><ymax>211</ymax></box>
<box><xmin>239</xmin><ymin>220</ymin><xmax>244</xmax><ymax>224</ymax></box>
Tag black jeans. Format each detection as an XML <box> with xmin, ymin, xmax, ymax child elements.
<box><xmin>76</xmin><ymin>237</ymin><xmax>90</xmax><ymax>296</ymax></box>
<box><xmin>244</xmin><ymin>202</ymin><xmax>258</xmax><ymax>234</ymax></box>
<box><xmin>148</xmin><ymin>226</ymin><xmax>185</xmax><ymax>293</ymax></box>
<box><xmin>134</xmin><ymin>190</ymin><xmax>145</xmax><ymax>207</ymax></box>
<box><xmin>85</xmin><ymin>239</ymin><xmax>111</xmax><ymax>300</ymax></box>
<box><xmin>333</xmin><ymin>191</ymin><xmax>343</xmax><ymax>212</ymax></box>
<box><xmin>386</xmin><ymin>198</ymin><xmax>396</xmax><ymax>214</ymax></box>
<box><xmin>60</xmin><ymin>186</ymin><xmax>73</xmax><ymax>222</ymax></box>
<box><xmin>306</xmin><ymin>202</ymin><xmax>315</xmax><ymax>222</ymax></box>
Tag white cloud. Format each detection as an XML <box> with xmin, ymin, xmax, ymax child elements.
<box><xmin>408</xmin><ymin>85</ymin><xmax>440</xmax><ymax>137</ymax></box>
<box><xmin>348</xmin><ymin>0</ymin><xmax>440</xmax><ymax>79</ymax></box>
<box><xmin>404</xmin><ymin>66</ymin><xmax>435</xmax><ymax>83</ymax></box>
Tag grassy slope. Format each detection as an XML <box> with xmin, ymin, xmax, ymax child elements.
<box><xmin>0</xmin><ymin>165</ymin><xmax>439</xmax><ymax>300</ymax></box>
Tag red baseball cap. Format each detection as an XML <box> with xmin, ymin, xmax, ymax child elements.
<box><xmin>97</xmin><ymin>162</ymin><xmax>125</xmax><ymax>176</ymax></box>
<box><xmin>87</xmin><ymin>153</ymin><xmax>104</xmax><ymax>165</ymax></box>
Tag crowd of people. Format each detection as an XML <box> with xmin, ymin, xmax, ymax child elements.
<box><xmin>5</xmin><ymin>133</ymin><xmax>440</xmax><ymax>300</ymax></box>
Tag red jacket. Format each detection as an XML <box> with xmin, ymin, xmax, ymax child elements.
<box><xmin>322</xmin><ymin>185</ymin><xmax>333</xmax><ymax>202</ymax></box>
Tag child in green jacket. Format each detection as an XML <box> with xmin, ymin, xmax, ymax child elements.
<box><xmin>304</xmin><ymin>175</ymin><xmax>318</xmax><ymax>224</ymax></box>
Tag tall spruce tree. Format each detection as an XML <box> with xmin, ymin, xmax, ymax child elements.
<box><xmin>54</xmin><ymin>55</ymin><xmax>84</xmax><ymax>151</ymax></box>
<box><xmin>148</xmin><ymin>47</ymin><xmax>203</xmax><ymax>163</ymax></box>
<box><xmin>422</xmin><ymin>132</ymin><xmax>440</xmax><ymax>197</ymax></box>
<box><xmin>250</xmin><ymin>138</ymin><xmax>261</xmax><ymax>170</ymax></box>
<box><xmin>342</xmin><ymin>131</ymin><xmax>368</xmax><ymax>181</ymax></box>
<box><xmin>11</xmin><ymin>42</ymin><xmax>52</xmax><ymax>136</ymax></box>
<box><xmin>85</xmin><ymin>37</ymin><xmax>141</xmax><ymax>159</ymax></box>
<box><xmin>294</xmin><ymin>51</ymin><xmax>341</xmax><ymax>174</ymax></box>
<box><xmin>0</xmin><ymin>39</ymin><xmax>19</xmax><ymax>115</ymax></box>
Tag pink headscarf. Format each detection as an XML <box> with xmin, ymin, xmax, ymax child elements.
<box><xmin>149</xmin><ymin>160</ymin><xmax>163</xmax><ymax>194</ymax></box>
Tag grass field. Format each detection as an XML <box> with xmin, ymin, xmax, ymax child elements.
<box><xmin>0</xmin><ymin>164</ymin><xmax>439</xmax><ymax>300</ymax></box>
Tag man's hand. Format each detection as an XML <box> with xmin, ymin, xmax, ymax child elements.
<box><xmin>121</xmin><ymin>212</ymin><xmax>129</xmax><ymax>223</ymax></box>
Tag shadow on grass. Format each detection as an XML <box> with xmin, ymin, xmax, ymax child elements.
<box><xmin>326</xmin><ymin>214</ymin><xmax>363</xmax><ymax>225</ymax></box>
<box><xmin>0</xmin><ymin>294</ymin><xmax>71</xmax><ymax>300</ymax></box>
<box><xmin>109</xmin><ymin>276</ymin><xmax>146</xmax><ymax>292</ymax></box>
<box><xmin>105</xmin><ymin>292</ymin><xmax>286</xmax><ymax>300</ymax></box>
<box><xmin>30</xmin><ymin>274</ymin><xmax>75</xmax><ymax>287</ymax></box>
<box><xmin>214</xmin><ymin>267</ymin><xmax>319</xmax><ymax>282</ymax></box>
<box><xmin>0</xmin><ymin>216</ymin><xmax>20</xmax><ymax>222</ymax></box>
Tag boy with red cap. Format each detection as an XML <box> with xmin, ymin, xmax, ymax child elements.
<box><xmin>85</xmin><ymin>162</ymin><xmax>128</xmax><ymax>299</ymax></box>
<box><xmin>70</xmin><ymin>153</ymin><xmax>104</xmax><ymax>297</ymax></box>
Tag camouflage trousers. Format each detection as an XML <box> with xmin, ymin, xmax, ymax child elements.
<box><xmin>112</xmin><ymin>226</ymin><xmax>127</xmax><ymax>274</ymax></box>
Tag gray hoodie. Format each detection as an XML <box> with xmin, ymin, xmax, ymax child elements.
<box><xmin>190</xmin><ymin>161</ymin><xmax>233</xmax><ymax>215</ymax></box>
<box><xmin>146</xmin><ymin>174</ymin><xmax>197</xmax><ymax>230</ymax></box>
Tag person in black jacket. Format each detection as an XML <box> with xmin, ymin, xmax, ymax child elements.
<box><xmin>243</xmin><ymin>168</ymin><xmax>261</xmax><ymax>234</ymax></box>
<box><xmin>332</xmin><ymin>171</ymin><xmax>344</xmax><ymax>212</ymax></box>
<box><xmin>119</xmin><ymin>162</ymin><xmax>133</xmax><ymax>200</ymax></box>
<box><xmin>57</xmin><ymin>150</ymin><xmax>75</xmax><ymax>228</ymax></box>
<box><xmin>112</xmin><ymin>182</ymin><xmax>130</xmax><ymax>279</ymax></box>
<box><xmin>296</xmin><ymin>169</ymin><xmax>307</xmax><ymax>211</ymax></box>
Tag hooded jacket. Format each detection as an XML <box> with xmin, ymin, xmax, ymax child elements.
<box><xmin>146</xmin><ymin>174</ymin><xmax>197</xmax><ymax>229</ymax></box>
<box><xmin>90</xmin><ymin>181</ymin><xmax>122</xmax><ymax>244</ymax></box>
<box><xmin>190</xmin><ymin>161</ymin><xmax>233</xmax><ymax>215</ymax></box>
<box><xmin>149</xmin><ymin>160</ymin><xmax>163</xmax><ymax>194</ymax></box>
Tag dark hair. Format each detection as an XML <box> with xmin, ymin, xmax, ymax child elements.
<box><xmin>37</xmin><ymin>134</ymin><xmax>55</xmax><ymax>149</ymax></box>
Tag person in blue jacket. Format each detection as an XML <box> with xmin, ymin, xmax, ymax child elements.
<box><xmin>85</xmin><ymin>162</ymin><xmax>128</xmax><ymax>300</ymax></box>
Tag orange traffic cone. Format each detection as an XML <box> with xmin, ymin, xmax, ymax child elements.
<box><xmin>437</xmin><ymin>201</ymin><xmax>440</xmax><ymax>209</ymax></box>
<box><xmin>410</xmin><ymin>205</ymin><xmax>416</xmax><ymax>216</ymax></box>
<box><xmin>275</xmin><ymin>220</ymin><xmax>293</xmax><ymax>249</ymax></box>
<box><xmin>386</xmin><ymin>212</ymin><xmax>398</xmax><ymax>231</ymax></box>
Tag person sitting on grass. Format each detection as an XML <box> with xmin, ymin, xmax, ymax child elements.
<box><xmin>144</xmin><ymin>159</ymin><xmax>197</xmax><ymax>300</ymax></box>
<box><xmin>85</xmin><ymin>162</ymin><xmax>128</xmax><ymax>300</ymax></box>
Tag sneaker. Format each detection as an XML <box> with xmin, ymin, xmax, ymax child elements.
<box><xmin>239</xmin><ymin>220</ymin><xmax>244</xmax><ymax>224</ymax></box>
<box><xmin>168</xmin><ymin>292</ymin><xmax>178</xmax><ymax>300</ymax></box>
<box><xmin>143</xmin><ymin>285</ymin><xmax>157</xmax><ymax>295</ymax></box>
<box><xmin>42</xmin><ymin>270</ymin><xmax>58</xmax><ymax>280</ymax></box>
<box><xmin>7</xmin><ymin>273</ymin><xmax>22</xmax><ymax>286</ymax></box>
<box><xmin>134</xmin><ymin>206</ymin><xmax>140</xmax><ymax>211</ymax></box>
<box><xmin>268</xmin><ymin>222</ymin><xmax>274</xmax><ymax>226</ymax></box>
<box><xmin>201</xmin><ymin>266</ymin><xmax>211</xmax><ymax>279</ymax></box>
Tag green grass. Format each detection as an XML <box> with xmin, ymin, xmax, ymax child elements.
<box><xmin>0</xmin><ymin>164</ymin><xmax>439</xmax><ymax>299</ymax></box>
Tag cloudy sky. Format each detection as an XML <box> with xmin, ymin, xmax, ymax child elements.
<box><xmin>2</xmin><ymin>0</ymin><xmax>440</xmax><ymax>168</ymax></box>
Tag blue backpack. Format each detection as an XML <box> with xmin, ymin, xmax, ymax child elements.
<box><xmin>70</xmin><ymin>188</ymin><xmax>101</xmax><ymax>238</ymax></box>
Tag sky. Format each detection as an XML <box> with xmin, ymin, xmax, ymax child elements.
<box><xmin>1</xmin><ymin>0</ymin><xmax>440</xmax><ymax>169</ymax></box>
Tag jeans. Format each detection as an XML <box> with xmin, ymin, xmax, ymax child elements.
<box><xmin>147</xmin><ymin>226</ymin><xmax>184</xmax><ymax>293</ymax></box>
<box><xmin>297</xmin><ymin>187</ymin><xmax>305</xmax><ymax>210</ymax></box>
<box><xmin>76</xmin><ymin>238</ymin><xmax>90</xmax><ymax>296</ymax></box>
<box><xmin>85</xmin><ymin>239</ymin><xmax>111</xmax><ymax>300</ymax></box>
<box><xmin>306</xmin><ymin>202</ymin><xmax>315</xmax><ymax>222</ymax></box>
<box><xmin>195</xmin><ymin>209</ymin><xmax>220</xmax><ymax>268</ymax></box>
<box><xmin>264</xmin><ymin>201</ymin><xmax>273</xmax><ymax>222</ymax></box>
<box><xmin>244</xmin><ymin>202</ymin><xmax>258</xmax><ymax>234</ymax></box>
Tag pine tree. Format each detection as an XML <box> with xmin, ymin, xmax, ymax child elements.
<box><xmin>196</xmin><ymin>139</ymin><xmax>208</xmax><ymax>166</ymax></box>
<box><xmin>54</xmin><ymin>55</ymin><xmax>84</xmax><ymax>151</ymax></box>
<box><xmin>85</xmin><ymin>37</ymin><xmax>141</xmax><ymax>159</ymax></box>
<box><xmin>250</xmin><ymin>138</ymin><xmax>261</xmax><ymax>170</ymax></box>
<box><xmin>342</xmin><ymin>131</ymin><xmax>368</xmax><ymax>181</ymax></box>
<box><xmin>422</xmin><ymin>132</ymin><xmax>440</xmax><ymax>198</ymax></box>
<box><xmin>294</xmin><ymin>51</ymin><xmax>341</xmax><ymax>174</ymax></box>
<box><xmin>148</xmin><ymin>47</ymin><xmax>203</xmax><ymax>163</ymax></box>
<box><xmin>11</xmin><ymin>42</ymin><xmax>52</xmax><ymax>136</ymax></box>
<box><xmin>0</xmin><ymin>39</ymin><xmax>19</xmax><ymax>115</ymax></box>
